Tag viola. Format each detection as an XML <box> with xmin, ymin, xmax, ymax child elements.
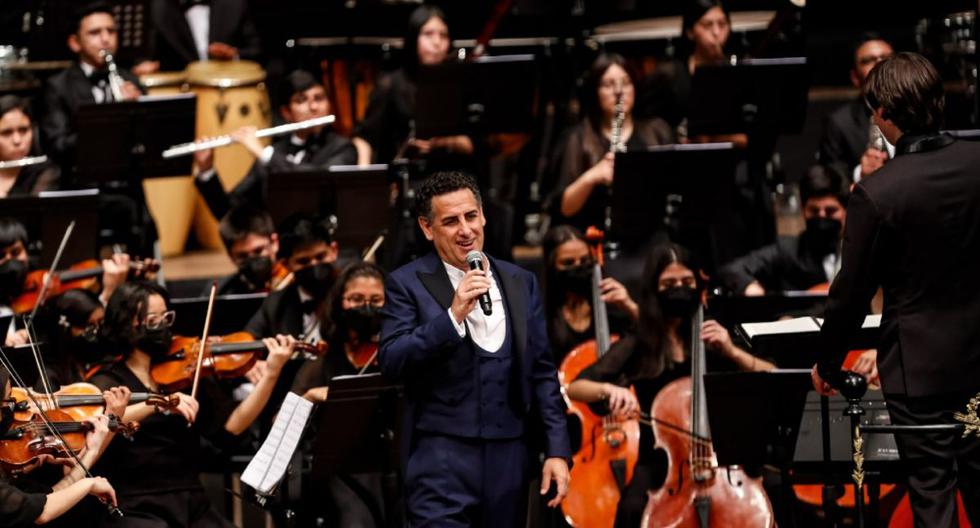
<box><xmin>11</xmin><ymin>258</ymin><xmax>160</xmax><ymax>314</ymax></box>
<box><xmin>559</xmin><ymin>227</ymin><xmax>639</xmax><ymax>528</ymax></box>
<box><xmin>10</xmin><ymin>382</ymin><xmax>178</xmax><ymax>422</ymax></box>
<box><xmin>151</xmin><ymin>332</ymin><xmax>326</xmax><ymax>391</ymax></box>
<box><xmin>641</xmin><ymin>306</ymin><xmax>774</xmax><ymax>527</ymax></box>
<box><xmin>0</xmin><ymin>409</ymin><xmax>138</xmax><ymax>474</ymax></box>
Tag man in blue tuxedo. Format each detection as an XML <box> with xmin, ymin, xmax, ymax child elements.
<box><xmin>379</xmin><ymin>171</ymin><xmax>571</xmax><ymax>526</ymax></box>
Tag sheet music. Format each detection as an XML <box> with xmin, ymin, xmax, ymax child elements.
<box><xmin>240</xmin><ymin>392</ymin><xmax>313</xmax><ymax>495</ymax></box>
<box><xmin>739</xmin><ymin>317</ymin><xmax>821</xmax><ymax>339</ymax></box>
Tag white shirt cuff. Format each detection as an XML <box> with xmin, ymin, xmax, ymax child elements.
<box><xmin>258</xmin><ymin>145</ymin><xmax>274</xmax><ymax>165</ymax></box>
<box><xmin>197</xmin><ymin>168</ymin><xmax>217</xmax><ymax>182</ymax></box>
<box><xmin>852</xmin><ymin>164</ymin><xmax>862</xmax><ymax>184</ymax></box>
<box><xmin>447</xmin><ymin>307</ymin><xmax>466</xmax><ymax>337</ymax></box>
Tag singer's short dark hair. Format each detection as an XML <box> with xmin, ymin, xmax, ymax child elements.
<box><xmin>864</xmin><ymin>52</ymin><xmax>944</xmax><ymax>134</ymax></box>
<box><xmin>415</xmin><ymin>171</ymin><xmax>482</xmax><ymax>222</ymax></box>
<box><xmin>275</xmin><ymin>70</ymin><xmax>323</xmax><ymax>109</ymax></box>
<box><xmin>800</xmin><ymin>164</ymin><xmax>848</xmax><ymax>207</ymax></box>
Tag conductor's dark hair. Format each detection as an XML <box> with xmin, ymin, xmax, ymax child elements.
<box><xmin>864</xmin><ymin>52</ymin><xmax>945</xmax><ymax>134</ymax></box>
<box><xmin>0</xmin><ymin>218</ymin><xmax>28</xmax><ymax>249</ymax></box>
<box><xmin>275</xmin><ymin>70</ymin><xmax>323</xmax><ymax>109</ymax></box>
<box><xmin>71</xmin><ymin>1</ymin><xmax>114</xmax><ymax>33</ymax></box>
<box><xmin>101</xmin><ymin>281</ymin><xmax>170</xmax><ymax>357</ymax></box>
<box><xmin>800</xmin><ymin>164</ymin><xmax>848</xmax><ymax>207</ymax></box>
<box><xmin>415</xmin><ymin>171</ymin><xmax>482</xmax><ymax>222</ymax></box>
<box><xmin>276</xmin><ymin>213</ymin><xmax>334</xmax><ymax>260</ymax></box>
<box><xmin>219</xmin><ymin>205</ymin><xmax>276</xmax><ymax>251</ymax></box>
<box><xmin>404</xmin><ymin>4</ymin><xmax>448</xmax><ymax>73</ymax></box>
<box><xmin>582</xmin><ymin>53</ymin><xmax>634</xmax><ymax>132</ymax></box>
<box><xmin>0</xmin><ymin>95</ymin><xmax>32</xmax><ymax>122</ymax></box>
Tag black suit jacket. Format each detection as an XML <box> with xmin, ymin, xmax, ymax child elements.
<box><xmin>819</xmin><ymin>134</ymin><xmax>980</xmax><ymax>397</ymax></box>
<box><xmin>818</xmin><ymin>99</ymin><xmax>870</xmax><ymax>183</ymax></box>
<box><xmin>718</xmin><ymin>234</ymin><xmax>831</xmax><ymax>294</ymax></box>
<box><xmin>245</xmin><ymin>283</ymin><xmax>305</xmax><ymax>338</ymax></box>
<box><xmin>41</xmin><ymin>63</ymin><xmax>142</xmax><ymax>169</ymax></box>
<box><xmin>149</xmin><ymin>0</ymin><xmax>261</xmax><ymax>70</ymax></box>
<box><xmin>194</xmin><ymin>130</ymin><xmax>357</xmax><ymax>219</ymax></box>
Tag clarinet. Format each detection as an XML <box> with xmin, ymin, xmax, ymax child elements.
<box><xmin>100</xmin><ymin>49</ymin><xmax>126</xmax><ymax>102</ymax></box>
<box><xmin>603</xmin><ymin>85</ymin><xmax>626</xmax><ymax>236</ymax></box>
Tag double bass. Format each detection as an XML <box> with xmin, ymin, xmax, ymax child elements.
<box><xmin>641</xmin><ymin>306</ymin><xmax>774</xmax><ymax>527</ymax></box>
<box><xmin>558</xmin><ymin>227</ymin><xmax>639</xmax><ymax>527</ymax></box>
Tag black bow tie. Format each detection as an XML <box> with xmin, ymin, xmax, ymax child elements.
<box><xmin>301</xmin><ymin>299</ymin><xmax>319</xmax><ymax>315</ymax></box>
<box><xmin>88</xmin><ymin>70</ymin><xmax>109</xmax><ymax>85</ymax></box>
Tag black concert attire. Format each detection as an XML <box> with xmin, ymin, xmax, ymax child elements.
<box><xmin>90</xmin><ymin>363</ymin><xmax>238</xmax><ymax>527</ymax></box>
<box><xmin>194</xmin><ymin>129</ymin><xmax>357</xmax><ymax>220</ymax></box>
<box><xmin>547</xmin><ymin>308</ymin><xmax>633</xmax><ymax>366</ymax></box>
<box><xmin>636</xmin><ymin>58</ymin><xmax>691</xmax><ymax>131</ymax></box>
<box><xmin>817</xmin><ymin>99</ymin><xmax>870</xmax><ymax>184</ymax></box>
<box><xmin>0</xmin><ymin>161</ymin><xmax>60</xmax><ymax>198</ymax></box>
<box><xmin>818</xmin><ymin>133</ymin><xmax>980</xmax><ymax>526</ymax></box>
<box><xmin>0</xmin><ymin>480</ymin><xmax>45</xmax><ymax>528</ymax></box>
<box><xmin>547</xmin><ymin>118</ymin><xmax>674</xmax><ymax>234</ymax></box>
<box><xmin>717</xmin><ymin>232</ymin><xmax>838</xmax><ymax>294</ymax></box>
<box><xmin>147</xmin><ymin>0</ymin><xmax>262</xmax><ymax>71</ymax></box>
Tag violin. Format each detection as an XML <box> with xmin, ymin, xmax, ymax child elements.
<box><xmin>0</xmin><ymin>409</ymin><xmax>138</xmax><ymax>474</ymax></box>
<box><xmin>270</xmin><ymin>260</ymin><xmax>293</xmax><ymax>291</ymax></box>
<box><xmin>11</xmin><ymin>258</ymin><xmax>160</xmax><ymax>314</ymax></box>
<box><xmin>9</xmin><ymin>382</ymin><xmax>178</xmax><ymax>422</ymax></box>
<box><xmin>558</xmin><ymin>227</ymin><xmax>637</xmax><ymax>528</ymax></box>
<box><xmin>641</xmin><ymin>305</ymin><xmax>774</xmax><ymax>527</ymax></box>
<box><xmin>151</xmin><ymin>332</ymin><xmax>326</xmax><ymax>391</ymax></box>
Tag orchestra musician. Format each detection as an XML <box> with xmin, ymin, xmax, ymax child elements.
<box><xmin>814</xmin><ymin>52</ymin><xmax>980</xmax><ymax>526</ymax></box>
<box><xmin>89</xmin><ymin>281</ymin><xmax>295</xmax><ymax>527</ymax></box>
<box><xmin>565</xmin><ymin>242</ymin><xmax>774</xmax><ymax>527</ymax></box>
<box><xmin>818</xmin><ymin>33</ymin><xmax>895</xmax><ymax>184</ymax></box>
<box><xmin>548</xmin><ymin>53</ymin><xmax>674</xmax><ymax>233</ymax></box>
<box><xmin>541</xmin><ymin>225</ymin><xmax>638</xmax><ymax>364</ymax></box>
<box><xmin>35</xmin><ymin>290</ymin><xmax>108</xmax><ymax>389</ymax></box>
<box><xmin>193</xmin><ymin>70</ymin><xmax>358</xmax><ymax>220</ymax></box>
<box><xmin>378</xmin><ymin>171</ymin><xmax>571</xmax><ymax>526</ymax></box>
<box><xmin>212</xmin><ymin>205</ymin><xmax>280</xmax><ymax>296</ymax></box>
<box><xmin>0</xmin><ymin>96</ymin><xmax>59</xmax><ymax>198</ymax></box>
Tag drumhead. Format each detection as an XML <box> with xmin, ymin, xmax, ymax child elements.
<box><xmin>140</xmin><ymin>71</ymin><xmax>187</xmax><ymax>88</ymax></box>
<box><xmin>186</xmin><ymin>60</ymin><xmax>265</xmax><ymax>88</ymax></box>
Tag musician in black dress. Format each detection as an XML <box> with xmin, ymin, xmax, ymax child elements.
<box><xmin>566</xmin><ymin>242</ymin><xmax>773</xmax><ymax>528</ymax></box>
<box><xmin>542</xmin><ymin>225</ymin><xmax>637</xmax><ymax>365</ymax></box>
<box><xmin>0</xmin><ymin>96</ymin><xmax>58</xmax><ymax>198</ymax></box>
<box><xmin>548</xmin><ymin>53</ymin><xmax>673</xmax><ymax>233</ymax></box>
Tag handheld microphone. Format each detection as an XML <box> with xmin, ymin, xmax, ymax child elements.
<box><xmin>466</xmin><ymin>250</ymin><xmax>492</xmax><ymax>316</ymax></box>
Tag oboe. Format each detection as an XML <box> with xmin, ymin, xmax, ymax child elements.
<box><xmin>604</xmin><ymin>83</ymin><xmax>626</xmax><ymax>232</ymax></box>
<box><xmin>161</xmin><ymin>115</ymin><xmax>336</xmax><ymax>159</ymax></box>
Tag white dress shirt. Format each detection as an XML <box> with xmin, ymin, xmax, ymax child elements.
<box><xmin>185</xmin><ymin>5</ymin><xmax>211</xmax><ymax>61</ymax></box>
<box><xmin>444</xmin><ymin>258</ymin><xmax>506</xmax><ymax>352</ymax></box>
<box><xmin>79</xmin><ymin>62</ymin><xmax>110</xmax><ymax>103</ymax></box>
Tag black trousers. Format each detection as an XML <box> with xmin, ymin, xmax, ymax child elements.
<box><xmin>99</xmin><ymin>489</ymin><xmax>233</xmax><ymax>528</ymax></box>
<box><xmin>886</xmin><ymin>391</ymin><xmax>980</xmax><ymax>527</ymax></box>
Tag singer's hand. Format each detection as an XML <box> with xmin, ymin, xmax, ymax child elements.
<box><xmin>860</xmin><ymin>148</ymin><xmax>888</xmax><ymax>179</ymax></box>
<box><xmin>450</xmin><ymin>268</ymin><xmax>491</xmax><ymax>324</ymax></box>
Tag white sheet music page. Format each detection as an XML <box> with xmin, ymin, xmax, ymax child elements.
<box><xmin>739</xmin><ymin>317</ymin><xmax>822</xmax><ymax>339</ymax></box>
<box><xmin>240</xmin><ymin>392</ymin><xmax>314</xmax><ymax>495</ymax></box>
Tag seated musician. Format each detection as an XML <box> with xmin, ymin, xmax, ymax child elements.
<box><xmin>0</xmin><ymin>96</ymin><xmax>59</xmax><ymax>198</ymax></box>
<box><xmin>718</xmin><ymin>165</ymin><xmax>847</xmax><ymax>295</ymax></box>
<box><xmin>548</xmin><ymin>53</ymin><xmax>674</xmax><ymax>232</ymax></box>
<box><xmin>213</xmin><ymin>205</ymin><xmax>280</xmax><ymax>296</ymax></box>
<box><xmin>0</xmin><ymin>369</ymin><xmax>121</xmax><ymax>527</ymax></box>
<box><xmin>542</xmin><ymin>225</ymin><xmax>638</xmax><ymax>365</ymax></box>
<box><xmin>566</xmin><ymin>242</ymin><xmax>773</xmax><ymax>528</ymax></box>
<box><xmin>292</xmin><ymin>261</ymin><xmax>384</xmax><ymax>403</ymax></box>
<box><xmin>89</xmin><ymin>281</ymin><xmax>295</xmax><ymax>527</ymax></box>
<box><xmin>41</xmin><ymin>1</ymin><xmax>142</xmax><ymax>169</ymax></box>
<box><xmin>193</xmin><ymin>69</ymin><xmax>358</xmax><ymax>220</ymax></box>
<box><xmin>133</xmin><ymin>0</ymin><xmax>262</xmax><ymax>74</ymax></box>
<box><xmin>37</xmin><ymin>290</ymin><xmax>108</xmax><ymax>388</ymax></box>
<box><xmin>353</xmin><ymin>5</ymin><xmax>475</xmax><ymax>166</ymax></box>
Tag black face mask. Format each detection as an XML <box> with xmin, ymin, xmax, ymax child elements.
<box><xmin>657</xmin><ymin>286</ymin><xmax>700</xmax><ymax>318</ymax></box>
<box><xmin>342</xmin><ymin>305</ymin><xmax>382</xmax><ymax>342</ymax></box>
<box><xmin>0</xmin><ymin>259</ymin><xmax>27</xmax><ymax>302</ymax></box>
<box><xmin>69</xmin><ymin>333</ymin><xmax>105</xmax><ymax>365</ymax></box>
<box><xmin>556</xmin><ymin>265</ymin><xmax>593</xmax><ymax>299</ymax></box>
<box><xmin>805</xmin><ymin>217</ymin><xmax>842</xmax><ymax>254</ymax></box>
<box><xmin>134</xmin><ymin>326</ymin><xmax>173</xmax><ymax>359</ymax></box>
<box><xmin>295</xmin><ymin>262</ymin><xmax>335</xmax><ymax>300</ymax></box>
<box><xmin>238</xmin><ymin>256</ymin><xmax>273</xmax><ymax>290</ymax></box>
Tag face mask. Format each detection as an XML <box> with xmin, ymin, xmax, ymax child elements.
<box><xmin>342</xmin><ymin>305</ymin><xmax>382</xmax><ymax>342</ymax></box>
<box><xmin>238</xmin><ymin>256</ymin><xmax>273</xmax><ymax>290</ymax></box>
<box><xmin>556</xmin><ymin>265</ymin><xmax>593</xmax><ymax>299</ymax></box>
<box><xmin>657</xmin><ymin>286</ymin><xmax>700</xmax><ymax>318</ymax></box>
<box><xmin>0</xmin><ymin>259</ymin><xmax>27</xmax><ymax>302</ymax></box>
<box><xmin>69</xmin><ymin>333</ymin><xmax>105</xmax><ymax>365</ymax></box>
<box><xmin>805</xmin><ymin>217</ymin><xmax>842</xmax><ymax>254</ymax></box>
<box><xmin>135</xmin><ymin>326</ymin><xmax>173</xmax><ymax>359</ymax></box>
<box><xmin>295</xmin><ymin>262</ymin><xmax>335</xmax><ymax>300</ymax></box>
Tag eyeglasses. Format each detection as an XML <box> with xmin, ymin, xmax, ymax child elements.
<box><xmin>144</xmin><ymin>310</ymin><xmax>175</xmax><ymax>330</ymax></box>
<box><xmin>343</xmin><ymin>295</ymin><xmax>384</xmax><ymax>308</ymax></box>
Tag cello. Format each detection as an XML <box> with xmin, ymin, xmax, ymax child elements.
<box><xmin>641</xmin><ymin>305</ymin><xmax>774</xmax><ymax>527</ymax></box>
<box><xmin>558</xmin><ymin>227</ymin><xmax>639</xmax><ymax>527</ymax></box>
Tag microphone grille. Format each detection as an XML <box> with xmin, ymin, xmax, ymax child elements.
<box><xmin>465</xmin><ymin>250</ymin><xmax>483</xmax><ymax>265</ymax></box>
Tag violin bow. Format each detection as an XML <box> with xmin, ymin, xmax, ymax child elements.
<box><xmin>27</xmin><ymin>221</ymin><xmax>75</xmax><ymax>325</ymax></box>
<box><xmin>190</xmin><ymin>283</ymin><xmax>218</xmax><ymax>401</ymax></box>
<box><xmin>361</xmin><ymin>233</ymin><xmax>385</xmax><ymax>263</ymax></box>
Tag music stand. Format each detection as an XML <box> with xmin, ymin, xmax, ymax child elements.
<box><xmin>610</xmin><ymin>143</ymin><xmax>739</xmax><ymax>271</ymax></box>
<box><xmin>414</xmin><ymin>54</ymin><xmax>538</xmax><ymax>138</ymax></box>
<box><xmin>170</xmin><ymin>293</ymin><xmax>267</xmax><ymax>337</ymax></box>
<box><xmin>709</xmin><ymin>292</ymin><xmax>827</xmax><ymax>343</ymax></box>
<box><xmin>0</xmin><ymin>190</ymin><xmax>100</xmax><ymax>268</ymax></box>
<box><xmin>687</xmin><ymin>57</ymin><xmax>809</xmax><ymax>137</ymax></box>
<box><xmin>266</xmin><ymin>165</ymin><xmax>391</xmax><ymax>253</ymax></box>
<box><xmin>74</xmin><ymin>94</ymin><xmax>195</xmax><ymax>184</ymax></box>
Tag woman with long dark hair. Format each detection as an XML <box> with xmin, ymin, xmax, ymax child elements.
<box><xmin>566</xmin><ymin>242</ymin><xmax>772</xmax><ymax>527</ymax></box>
<box><xmin>0</xmin><ymin>95</ymin><xmax>59</xmax><ymax>198</ymax></box>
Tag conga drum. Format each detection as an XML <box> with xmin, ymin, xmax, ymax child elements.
<box><xmin>139</xmin><ymin>71</ymin><xmax>196</xmax><ymax>257</ymax></box>
<box><xmin>186</xmin><ymin>60</ymin><xmax>271</xmax><ymax>249</ymax></box>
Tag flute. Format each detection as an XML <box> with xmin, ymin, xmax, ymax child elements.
<box><xmin>0</xmin><ymin>155</ymin><xmax>47</xmax><ymax>170</ymax></box>
<box><xmin>161</xmin><ymin>115</ymin><xmax>336</xmax><ymax>159</ymax></box>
